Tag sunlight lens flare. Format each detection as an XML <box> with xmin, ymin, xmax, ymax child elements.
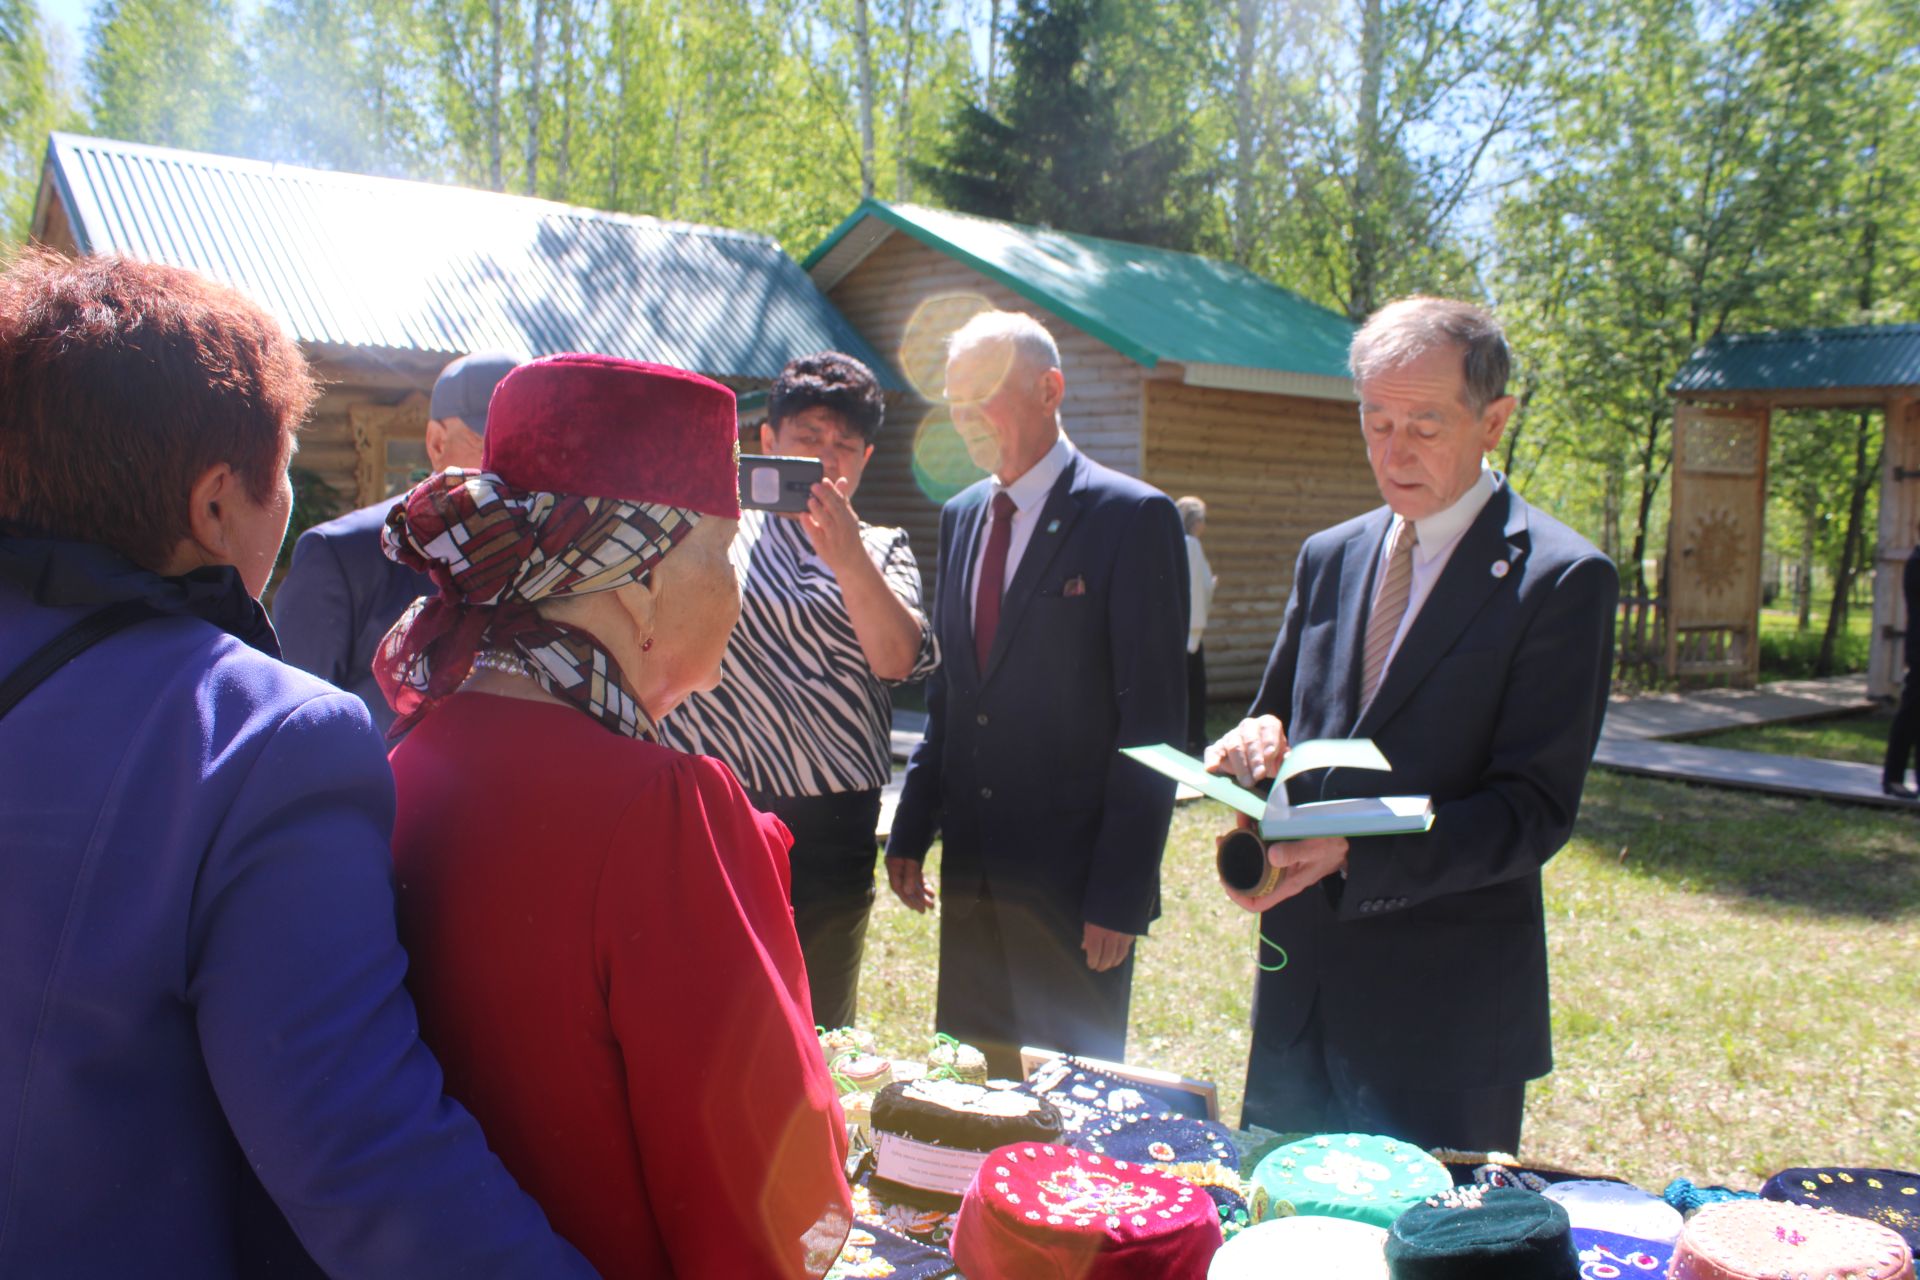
<box><xmin>911</xmin><ymin>407</ymin><xmax>987</xmax><ymax>505</ymax></box>
<box><xmin>897</xmin><ymin>292</ymin><xmax>996</xmax><ymax>404</ymax></box>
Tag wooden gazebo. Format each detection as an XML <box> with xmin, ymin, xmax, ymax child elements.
<box><xmin>1668</xmin><ymin>324</ymin><xmax>1920</xmax><ymax>695</ymax></box>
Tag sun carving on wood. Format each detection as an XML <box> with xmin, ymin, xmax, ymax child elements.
<box><xmin>1690</xmin><ymin>508</ymin><xmax>1744</xmax><ymax>595</ymax></box>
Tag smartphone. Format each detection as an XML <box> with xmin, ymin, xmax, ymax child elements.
<box><xmin>738</xmin><ymin>454</ymin><xmax>825</xmax><ymax>513</ymax></box>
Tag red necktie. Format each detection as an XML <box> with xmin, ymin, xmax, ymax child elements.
<box><xmin>973</xmin><ymin>490</ymin><xmax>1017</xmax><ymax>668</ymax></box>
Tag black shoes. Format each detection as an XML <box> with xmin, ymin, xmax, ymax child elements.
<box><xmin>1883</xmin><ymin>780</ymin><xmax>1919</xmax><ymax>800</ymax></box>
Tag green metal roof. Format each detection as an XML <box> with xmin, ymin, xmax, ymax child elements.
<box><xmin>1671</xmin><ymin>324</ymin><xmax>1920</xmax><ymax>399</ymax></box>
<box><xmin>803</xmin><ymin>200</ymin><xmax>1355</xmax><ymax>383</ymax></box>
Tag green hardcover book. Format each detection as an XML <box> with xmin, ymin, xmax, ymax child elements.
<box><xmin>1120</xmin><ymin>739</ymin><xmax>1434</xmax><ymax>841</ymax></box>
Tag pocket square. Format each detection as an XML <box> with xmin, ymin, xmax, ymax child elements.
<box><xmin>1062</xmin><ymin>575</ymin><xmax>1087</xmax><ymax>598</ymax></box>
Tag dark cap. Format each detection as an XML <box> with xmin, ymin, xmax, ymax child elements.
<box><xmin>429</xmin><ymin>351</ymin><xmax>521</xmax><ymax>434</ymax></box>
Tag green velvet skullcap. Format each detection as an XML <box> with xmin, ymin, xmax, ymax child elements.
<box><xmin>1386</xmin><ymin>1185</ymin><xmax>1580</xmax><ymax>1280</ymax></box>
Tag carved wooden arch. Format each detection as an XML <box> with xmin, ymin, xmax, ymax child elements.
<box><xmin>348</xmin><ymin>392</ymin><xmax>431</xmax><ymax>507</ymax></box>
<box><xmin>1666</xmin><ymin>403</ymin><xmax>1770</xmax><ymax>685</ymax></box>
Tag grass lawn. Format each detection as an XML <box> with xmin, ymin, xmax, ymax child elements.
<box><xmin>1694</xmin><ymin>709</ymin><xmax>1892</xmax><ymax>767</ymax></box>
<box><xmin>861</xmin><ymin>754</ymin><xmax>1920</xmax><ymax>1188</ymax></box>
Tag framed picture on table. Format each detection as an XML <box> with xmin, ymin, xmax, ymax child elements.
<box><xmin>1019</xmin><ymin>1046</ymin><xmax>1221</xmax><ymax>1122</ymax></box>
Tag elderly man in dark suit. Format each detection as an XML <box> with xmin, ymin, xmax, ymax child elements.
<box><xmin>272</xmin><ymin>351</ymin><xmax>518</xmax><ymax>732</ymax></box>
<box><xmin>886</xmin><ymin>310</ymin><xmax>1188</xmax><ymax>1077</ymax></box>
<box><xmin>1209</xmin><ymin>296</ymin><xmax>1617</xmax><ymax>1152</ymax></box>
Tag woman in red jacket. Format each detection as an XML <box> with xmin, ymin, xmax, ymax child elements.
<box><xmin>376</xmin><ymin>354</ymin><xmax>852</xmax><ymax>1278</ymax></box>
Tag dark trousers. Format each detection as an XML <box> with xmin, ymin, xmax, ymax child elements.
<box><xmin>745</xmin><ymin>787</ymin><xmax>882</xmax><ymax>1032</ymax></box>
<box><xmin>1186</xmin><ymin>644</ymin><xmax>1208</xmax><ymax>755</ymax></box>
<box><xmin>1886</xmin><ymin>667</ymin><xmax>1920</xmax><ymax>786</ymax></box>
<box><xmin>935</xmin><ymin>884</ymin><xmax>1134</xmax><ymax>1080</ymax></box>
<box><xmin>1243</xmin><ymin>993</ymin><xmax>1526</xmax><ymax>1153</ymax></box>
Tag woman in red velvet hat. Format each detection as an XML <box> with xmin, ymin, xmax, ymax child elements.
<box><xmin>375</xmin><ymin>353</ymin><xmax>853</xmax><ymax>1278</ymax></box>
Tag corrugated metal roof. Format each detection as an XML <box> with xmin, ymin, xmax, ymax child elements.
<box><xmin>803</xmin><ymin>200</ymin><xmax>1356</xmax><ymax>387</ymax></box>
<box><xmin>40</xmin><ymin>132</ymin><xmax>896</xmax><ymax>384</ymax></box>
<box><xmin>1670</xmin><ymin>324</ymin><xmax>1920</xmax><ymax>398</ymax></box>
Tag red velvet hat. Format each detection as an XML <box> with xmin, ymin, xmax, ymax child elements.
<box><xmin>480</xmin><ymin>353</ymin><xmax>741</xmax><ymax>517</ymax></box>
<box><xmin>951</xmin><ymin>1142</ymin><xmax>1222</xmax><ymax>1279</ymax></box>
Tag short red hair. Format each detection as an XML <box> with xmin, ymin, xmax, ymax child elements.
<box><xmin>0</xmin><ymin>250</ymin><xmax>317</xmax><ymax>569</ymax></box>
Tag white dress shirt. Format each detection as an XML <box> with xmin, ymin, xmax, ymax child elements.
<box><xmin>968</xmin><ymin>434</ymin><xmax>1075</xmax><ymax>630</ymax></box>
<box><xmin>1186</xmin><ymin>535</ymin><xmax>1215</xmax><ymax>654</ymax></box>
<box><xmin>1373</xmin><ymin>464</ymin><xmax>1500</xmax><ymax>683</ymax></box>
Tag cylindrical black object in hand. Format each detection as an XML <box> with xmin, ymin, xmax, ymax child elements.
<box><xmin>1216</xmin><ymin>828</ymin><xmax>1285</xmax><ymax>897</ymax></box>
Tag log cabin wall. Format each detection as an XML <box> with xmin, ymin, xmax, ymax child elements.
<box><xmin>299</xmin><ymin>354</ymin><xmax>442</xmax><ymax>515</ymax></box>
<box><xmin>1142</xmin><ymin>379</ymin><xmax>1379</xmax><ymax>702</ymax></box>
<box><xmin>826</xmin><ymin>230</ymin><xmax>1150</xmax><ymax>599</ymax></box>
<box><xmin>1874</xmin><ymin>393</ymin><xmax>1920</xmax><ymax>698</ymax></box>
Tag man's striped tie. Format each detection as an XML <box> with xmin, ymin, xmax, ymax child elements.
<box><xmin>1359</xmin><ymin>519</ymin><xmax>1417</xmax><ymax>706</ymax></box>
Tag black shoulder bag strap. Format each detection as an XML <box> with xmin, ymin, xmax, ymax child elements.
<box><xmin>0</xmin><ymin>599</ymin><xmax>160</xmax><ymax>722</ymax></box>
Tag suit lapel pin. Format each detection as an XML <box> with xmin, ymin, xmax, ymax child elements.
<box><xmin>1063</xmin><ymin>575</ymin><xmax>1087</xmax><ymax>597</ymax></box>
<box><xmin>1046</xmin><ymin>518</ymin><xmax>1061</xmax><ymax>534</ymax></box>
<box><xmin>1491</xmin><ymin>559</ymin><xmax>1510</xmax><ymax>578</ymax></box>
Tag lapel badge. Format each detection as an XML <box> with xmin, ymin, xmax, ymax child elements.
<box><xmin>1046</xmin><ymin>518</ymin><xmax>1061</xmax><ymax>534</ymax></box>
<box><xmin>1491</xmin><ymin>559</ymin><xmax>1510</xmax><ymax>579</ymax></box>
<box><xmin>1062</xmin><ymin>574</ymin><xmax>1088</xmax><ymax>598</ymax></box>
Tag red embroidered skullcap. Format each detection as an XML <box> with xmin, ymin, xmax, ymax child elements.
<box><xmin>951</xmin><ymin>1142</ymin><xmax>1222</xmax><ymax>1279</ymax></box>
<box><xmin>480</xmin><ymin>353</ymin><xmax>741</xmax><ymax>517</ymax></box>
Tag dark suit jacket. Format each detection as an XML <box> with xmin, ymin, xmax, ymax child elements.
<box><xmin>888</xmin><ymin>450</ymin><xmax>1188</xmax><ymax>935</ymax></box>
<box><xmin>271</xmin><ymin>499</ymin><xmax>432</xmax><ymax>735</ymax></box>
<box><xmin>1250</xmin><ymin>480</ymin><xmax>1617</xmax><ymax>1091</ymax></box>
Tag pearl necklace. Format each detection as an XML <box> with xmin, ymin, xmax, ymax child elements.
<box><xmin>470</xmin><ymin>649</ymin><xmax>533</xmax><ymax>679</ymax></box>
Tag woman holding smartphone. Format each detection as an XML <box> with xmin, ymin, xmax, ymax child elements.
<box><xmin>664</xmin><ymin>351</ymin><xmax>939</xmax><ymax>1031</ymax></box>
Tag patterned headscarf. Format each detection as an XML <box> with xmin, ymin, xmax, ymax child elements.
<box><xmin>374</xmin><ymin>467</ymin><xmax>697</xmax><ymax>740</ymax></box>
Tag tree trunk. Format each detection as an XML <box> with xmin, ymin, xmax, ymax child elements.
<box><xmin>896</xmin><ymin>0</ymin><xmax>915</xmax><ymax>199</ymax></box>
<box><xmin>1348</xmin><ymin>0</ymin><xmax>1385</xmax><ymax>320</ymax></box>
<box><xmin>855</xmin><ymin>0</ymin><xmax>875</xmax><ymax>198</ymax></box>
<box><xmin>1231</xmin><ymin>0</ymin><xmax>1258</xmax><ymax>264</ymax></box>
<box><xmin>987</xmin><ymin>0</ymin><xmax>1001</xmax><ymax>112</ymax></box>
<box><xmin>525</xmin><ymin>0</ymin><xmax>548</xmax><ymax>195</ymax></box>
<box><xmin>1817</xmin><ymin>411</ymin><xmax>1879</xmax><ymax>676</ymax></box>
<box><xmin>1797</xmin><ymin>503</ymin><xmax>1815</xmax><ymax>630</ymax></box>
<box><xmin>487</xmin><ymin>0</ymin><xmax>505</xmax><ymax>190</ymax></box>
<box><xmin>555</xmin><ymin>0</ymin><xmax>573</xmax><ymax>195</ymax></box>
<box><xmin>607</xmin><ymin>6</ymin><xmax>625</xmax><ymax>206</ymax></box>
<box><xmin>1628</xmin><ymin>408</ymin><xmax>1666</xmax><ymax>599</ymax></box>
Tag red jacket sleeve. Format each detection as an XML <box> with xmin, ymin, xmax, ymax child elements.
<box><xmin>595</xmin><ymin>753</ymin><xmax>851</xmax><ymax>1277</ymax></box>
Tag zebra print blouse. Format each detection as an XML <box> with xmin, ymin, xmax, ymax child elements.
<box><xmin>660</xmin><ymin>508</ymin><xmax>940</xmax><ymax>796</ymax></box>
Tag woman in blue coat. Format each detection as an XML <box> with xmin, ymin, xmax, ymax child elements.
<box><xmin>0</xmin><ymin>251</ymin><xmax>595</xmax><ymax>1277</ymax></box>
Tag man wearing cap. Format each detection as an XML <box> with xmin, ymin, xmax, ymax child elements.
<box><xmin>1208</xmin><ymin>297</ymin><xmax>1616</xmax><ymax>1152</ymax></box>
<box><xmin>274</xmin><ymin>351</ymin><xmax>518</xmax><ymax>732</ymax></box>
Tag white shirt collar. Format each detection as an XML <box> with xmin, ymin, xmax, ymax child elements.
<box><xmin>993</xmin><ymin>433</ymin><xmax>1074</xmax><ymax>514</ymax></box>
<box><xmin>1399</xmin><ymin>463</ymin><xmax>1497</xmax><ymax>563</ymax></box>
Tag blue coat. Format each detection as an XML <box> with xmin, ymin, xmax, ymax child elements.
<box><xmin>1247</xmin><ymin>482</ymin><xmax>1617</xmax><ymax>1091</ymax></box>
<box><xmin>0</xmin><ymin>536</ymin><xmax>593</xmax><ymax>1278</ymax></box>
<box><xmin>888</xmin><ymin>450</ymin><xmax>1188</xmax><ymax>934</ymax></box>
<box><xmin>272</xmin><ymin>499</ymin><xmax>432</xmax><ymax>734</ymax></box>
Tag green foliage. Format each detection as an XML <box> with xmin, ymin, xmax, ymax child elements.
<box><xmin>1756</xmin><ymin>606</ymin><xmax>1873</xmax><ymax>679</ymax></box>
<box><xmin>246</xmin><ymin>0</ymin><xmax>435</xmax><ymax>176</ymax></box>
<box><xmin>917</xmin><ymin>0</ymin><xmax>1211</xmax><ymax>250</ymax></box>
<box><xmin>0</xmin><ymin>0</ymin><xmax>76</xmax><ymax>239</ymax></box>
<box><xmin>1494</xmin><ymin>0</ymin><xmax>1909</xmax><ymax>603</ymax></box>
<box><xmin>0</xmin><ymin>0</ymin><xmax>1912</xmax><ymax>632</ymax></box>
<box><xmin>86</xmin><ymin>0</ymin><xmax>249</xmax><ymax>150</ymax></box>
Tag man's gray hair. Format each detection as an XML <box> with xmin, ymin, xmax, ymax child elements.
<box><xmin>1349</xmin><ymin>296</ymin><xmax>1511</xmax><ymax>414</ymax></box>
<box><xmin>1175</xmin><ymin>495</ymin><xmax>1207</xmax><ymax>533</ymax></box>
<box><xmin>948</xmin><ymin>309</ymin><xmax>1062</xmax><ymax>374</ymax></box>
